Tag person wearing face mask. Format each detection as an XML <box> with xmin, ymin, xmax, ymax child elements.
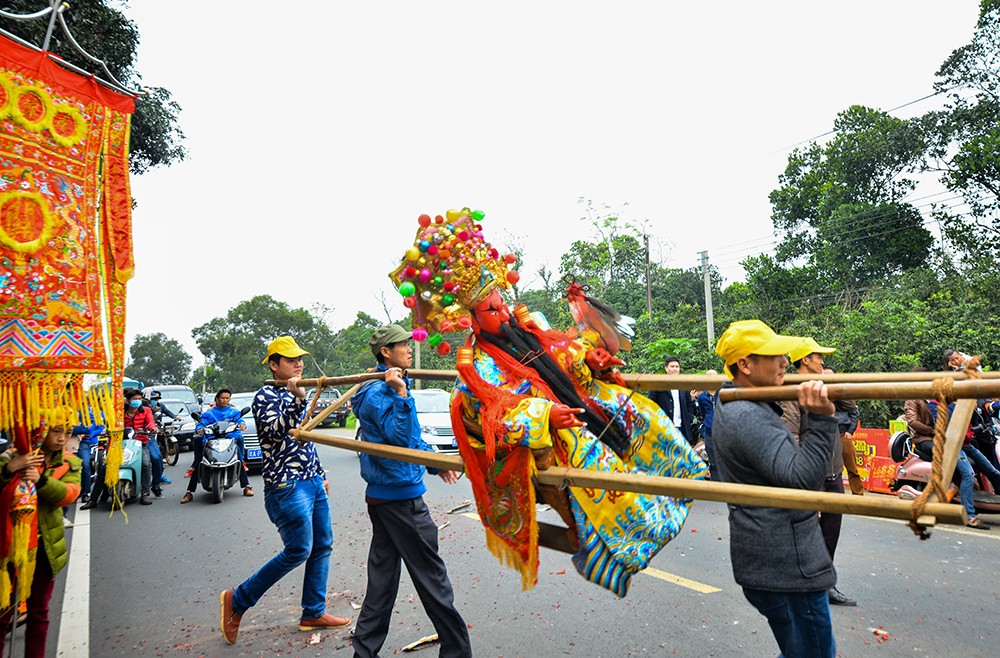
<box><xmin>387</xmin><ymin>210</ymin><xmax>706</xmax><ymax>598</ymax></box>
<box><xmin>122</xmin><ymin>388</ymin><xmax>158</xmax><ymax>505</ymax></box>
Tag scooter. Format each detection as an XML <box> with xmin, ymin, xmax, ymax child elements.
<box><xmin>113</xmin><ymin>428</ymin><xmax>146</xmax><ymax>506</ymax></box>
<box><xmin>191</xmin><ymin>407</ymin><xmax>249</xmax><ymax>504</ymax></box>
<box><xmin>888</xmin><ymin>430</ymin><xmax>1000</xmax><ymax>514</ymax></box>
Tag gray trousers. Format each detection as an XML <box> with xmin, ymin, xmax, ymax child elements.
<box><xmin>352</xmin><ymin>497</ymin><xmax>471</xmax><ymax>658</ymax></box>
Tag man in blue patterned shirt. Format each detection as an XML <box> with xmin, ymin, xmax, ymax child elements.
<box><xmin>219</xmin><ymin>336</ymin><xmax>349</xmax><ymax>645</ymax></box>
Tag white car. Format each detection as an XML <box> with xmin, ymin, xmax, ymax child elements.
<box><xmin>412</xmin><ymin>389</ymin><xmax>458</xmax><ymax>454</ymax></box>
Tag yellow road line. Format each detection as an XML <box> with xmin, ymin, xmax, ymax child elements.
<box><xmin>458</xmin><ymin>513</ymin><xmax>721</xmax><ymax>593</ymax></box>
<box><xmin>873</xmin><ymin>516</ymin><xmax>1000</xmax><ymax>541</ymax></box>
<box><xmin>643</xmin><ymin>567</ymin><xmax>722</xmax><ymax>593</ymax></box>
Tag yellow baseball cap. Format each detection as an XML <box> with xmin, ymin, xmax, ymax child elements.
<box><xmin>788</xmin><ymin>337</ymin><xmax>836</xmax><ymax>363</ymax></box>
<box><xmin>261</xmin><ymin>335</ymin><xmax>310</xmax><ymax>364</ymax></box>
<box><xmin>715</xmin><ymin>320</ymin><xmax>806</xmax><ymax>378</ymax></box>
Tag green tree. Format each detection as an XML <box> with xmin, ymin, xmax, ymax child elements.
<box><xmin>192</xmin><ymin>296</ymin><xmax>336</xmax><ymax>393</ymax></box>
<box><xmin>921</xmin><ymin>1</ymin><xmax>1000</xmax><ymax>259</ymax></box>
<box><xmin>0</xmin><ymin>0</ymin><xmax>186</xmax><ymax>173</ymax></box>
<box><xmin>127</xmin><ymin>332</ymin><xmax>192</xmax><ymax>385</ymax></box>
<box><xmin>769</xmin><ymin>105</ymin><xmax>933</xmax><ymax>291</ymax></box>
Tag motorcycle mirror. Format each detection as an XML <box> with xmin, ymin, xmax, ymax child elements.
<box><xmin>239</xmin><ymin>406</ymin><xmax>251</xmax><ymax>417</ymax></box>
<box><xmin>191</xmin><ymin>411</ymin><xmax>202</xmax><ymax>422</ymax></box>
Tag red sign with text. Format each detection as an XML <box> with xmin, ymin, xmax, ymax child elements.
<box><xmin>845</xmin><ymin>427</ymin><xmax>896</xmax><ymax>494</ymax></box>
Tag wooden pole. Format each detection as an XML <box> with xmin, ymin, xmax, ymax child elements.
<box><xmin>405</xmin><ymin>368</ymin><xmax>1000</xmax><ymax>391</ymax></box>
<box><xmin>299</xmin><ymin>382</ymin><xmax>361</xmax><ymax>432</ymax></box>
<box><xmin>718</xmin><ymin>379</ymin><xmax>1000</xmax><ymax>402</ymax></box>
<box><xmin>912</xmin><ymin>398</ymin><xmax>975</xmax><ymax>527</ymax></box>
<box><xmin>291</xmin><ymin>428</ymin><xmax>966</xmax><ymax>527</ymax></box>
<box><xmin>265</xmin><ymin>372</ymin><xmax>387</xmax><ymax>388</ymax></box>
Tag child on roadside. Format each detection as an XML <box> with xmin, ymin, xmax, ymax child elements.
<box><xmin>0</xmin><ymin>406</ymin><xmax>82</xmax><ymax>658</ymax></box>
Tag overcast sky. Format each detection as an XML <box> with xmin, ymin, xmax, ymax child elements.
<box><xmin>114</xmin><ymin>1</ymin><xmax>981</xmax><ymax>364</ymax></box>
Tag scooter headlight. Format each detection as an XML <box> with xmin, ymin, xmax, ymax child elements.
<box><xmin>122</xmin><ymin>447</ymin><xmax>135</xmax><ymax>463</ymax></box>
<box><xmin>210</xmin><ymin>438</ymin><xmax>234</xmax><ymax>452</ymax></box>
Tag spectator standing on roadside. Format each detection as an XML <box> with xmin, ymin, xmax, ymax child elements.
<box><xmin>822</xmin><ymin>367</ymin><xmax>865</xmax><ymax>496</ymax></box>
<box><xmin>0</xmin><ymin>406</ymin><xmax>82</xmax><ymax>658</ymax></box>
<box><xmin>350</xmin><ymin>324</ymin><xmax>471</xmax><ymax>658</ymax></box>
<box><xmin>219</xmin><ymin>336</ymin><xmax>349</xmax><ymax>645</ymax></box>
<box><xmin>650</xmin><ymin>356</ymin><xmax>697</xmax><ymax>444</ymax></box>
<box><xmin>693</xmin><ymin>369</ymin><xmax>719</xmax><ymax>476</ymax></box>
<box><xmin>713</xmin><ymin>320</ymin><xmax>839</xmax><ymax>658</ymax></box>
<box><xmin>781</xmin><ymin>338</ymin><xmax>857</xmax><ymax>608</ymax></box>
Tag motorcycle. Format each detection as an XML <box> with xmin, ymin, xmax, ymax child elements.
<box><xmin>158</xmin><ymin>418</ymin><xmax>180</xmax><ymax>466</ymax></box>
<box><xmin>888</xmin><ymin>430</ymin><xmax>1000</xmax><ymax>514</ymax></box>
<box><xmin>112</xmin><ymin>428</ymin><xmax>146</xmax><ymax>506</ymax></box>
<box><xmin>191</xmin><ymin>407</ymin><xmax>249</xmax><ymax>504</ymax></box>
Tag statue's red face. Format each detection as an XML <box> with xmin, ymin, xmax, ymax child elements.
<box><xmin>473</xmin><ymin>289</ymin><xmax>510</xmax><ymax>336</ymax></box>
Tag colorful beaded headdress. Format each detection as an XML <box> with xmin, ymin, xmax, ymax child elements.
<box><xmin>390</xmin><ymin>208</ymin><xmax>520</xmax><ymax>352</ymax></box>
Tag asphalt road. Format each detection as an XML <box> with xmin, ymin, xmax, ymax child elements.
<box><xmin>35</xmin><ymin>429</ymin><xmax>1000</xmax><ymax>657</ymax></box>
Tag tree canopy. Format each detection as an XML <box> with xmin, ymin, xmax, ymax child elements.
<box><xmin>0</xmin><ymin>0</ymin><xmax>186</xmax><ymax>173</ymax></box>
<box><xmin>126</xmin><ymin>332</ymin><xmax>192</xmax><ymax>386</ymax></box>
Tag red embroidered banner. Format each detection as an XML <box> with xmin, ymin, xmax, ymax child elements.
<box><xmin>0</xmin><ymin>34</ymin><xmax>135</xmax><ymax>374</ymax></box>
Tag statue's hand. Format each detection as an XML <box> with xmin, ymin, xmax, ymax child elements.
<box><xmin>585</xmin><ymin>348</ymin><xmax>624</xmax><ymax>372</ymax></box>
<box><xmin>549</xmin><ymin>404</ymin><xmax>586</xmax><ymax>430</ymax></box>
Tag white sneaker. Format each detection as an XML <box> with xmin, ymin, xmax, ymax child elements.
<box><xmin>62</xmin><ymin>517</ymin><xmax>74</xmax><ymax>529</ymax></box>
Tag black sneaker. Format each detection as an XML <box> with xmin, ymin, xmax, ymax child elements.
<box><xmin>139</xmin><ymin>494</ymin><xmax>152</xmax><ymax>505</ymax></box>
<box><xmin>152</xmin><ymin>487</ymin><xmax>164</xmax><ymax>499</ymax></box>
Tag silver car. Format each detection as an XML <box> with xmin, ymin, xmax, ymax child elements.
<box><xmin>412</xmin><ymin>389</ymin><xmax>458</xmax><ymax>454</ymax></box>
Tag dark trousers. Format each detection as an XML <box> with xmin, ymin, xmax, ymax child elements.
<box><xmin>353</xmin><ymin>497</ymin><xmax>471</xmax><ymax>658</ymax></box>
<box><xmin>0</xmin><ymin>549</ymin><xmax>55</xmax><ymax>658</ymax></box>
<box><xmin>76</xmin><ymin>444</ymin><xmax>92</xmax><ymax>498</ymax></box>
<box><xmin>819</xmin><ymin>476</ymin><xmax>844</xmax><ymax>560</ymax></box>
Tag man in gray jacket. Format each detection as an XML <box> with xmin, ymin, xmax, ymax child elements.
<box><xmin>713</xmin><ymin>320</ymin><xmax>839</xmax><ymax>658</ymax></box>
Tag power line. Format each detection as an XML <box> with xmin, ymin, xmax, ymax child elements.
<box><xmin>709</xmin><ymin>196</ymin><xmax>980</xmax><ymax>268</ymax></box>
<box><xmin>712</xmin><ymin>191</ymin><xmax>971</xmax><ymax>260</ymax></box>
<box><xmin>766</xmin><ymin>91</ymin><xmax>947</xmax><ymax>157</ymax></box>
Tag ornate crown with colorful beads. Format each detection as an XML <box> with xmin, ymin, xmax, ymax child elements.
<box><xmin>389</xmin><ymin>208</ymin><xmax>520</xmax><ymax>353</ymax></box>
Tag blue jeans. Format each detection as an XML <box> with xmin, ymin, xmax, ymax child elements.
<box><xmin>232</xmin><ymin>475</ymin><xmax>332</xmax><ymax>619</ymax></box>
<box><xmin>77</xmin><ymin>443</ymin><xmax>93</xmax><ymax>498</ymax></box>
<box><xmin>140</xmin><ymin>443</ymin><xmax>152</xmax><ymax>495</ymax></box>
<box><xmin>743</xmin><ymin>588</ymin><xmax>836</xmax><ymax>658</ymax></box>
<box><xmin>962</xmin><ymin>444</ymin><xmax>1000</xmax><ymax>492</ymax></box>
<box><xmin>148</xmin><ymin>439</ymin><xmax>164</xmax><ymax>489</ymax></box>
<box><xmin>955</xmin><ymin>451</ymin><xmax>977</xmax><ymax>518</ymax></box>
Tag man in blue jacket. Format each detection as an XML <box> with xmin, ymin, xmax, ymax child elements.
<box><xmin>713</xmin><ymin>320</ymin><xmax>839</xmax><ymax>658</ymax></box>
<box><xmin>181</xmin><ymin>389</ymin><xmax>252</xmax><ymax>503</ymax></box>
<box><xmin>351</xmin><ymin>324</ymin><xmax>471</xmax><ymax>658</ymax></box>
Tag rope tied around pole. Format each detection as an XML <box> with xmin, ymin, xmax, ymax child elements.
<box><xmin>908</xmin><ymin>356</ymin><xmax>981</xmax><ymax>538</ymax></box>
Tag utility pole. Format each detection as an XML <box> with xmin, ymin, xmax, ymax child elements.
<box><xmin>644</xmin><ymin>234</ymin><xmax>652</xmax><ymax>318</ymax></box>
<box><xmin>699</xmin><ymin>250</ymin><xmax>715</xmax><ymax>346</ymax></box>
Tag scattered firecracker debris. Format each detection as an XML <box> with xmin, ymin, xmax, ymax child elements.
<box><xmin>867</xmin><ymin>627</ymin><xmax>891</xmax><ymax>643</ymax></box>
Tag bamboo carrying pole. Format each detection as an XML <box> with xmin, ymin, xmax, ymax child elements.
<box><xmin>718</xmin><ymin>379</ymin><xmax>1000</xmax><ymax>402</ymax></box>
<box><xmin>274</xmin><ymin>367</ymin><xmax>980</xmax><ymax>529</ymax></box>
<box><xmin>300</xmin><ymin>382</ymin><xmax>363</xmax><ymax>432</ymax></box>
<box><xmin>407</xmin><ymin>368</ymin><xmax>1000</xmax><ymax>392</ymax></box>
<box><xmin>265</xmin><ymin>372</ymin><xmax>388</xmax><ymax>388</ymax></box>
<box><xmin>291</xmin><ymin>429</ymin><xmax>967</xmax><ymax>527</ymax></box>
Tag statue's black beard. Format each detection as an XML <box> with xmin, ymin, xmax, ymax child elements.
<box><xmin>475</xmin><ymin>318</ymin><xmax>630</xmax><ymax>457</ymax></box>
